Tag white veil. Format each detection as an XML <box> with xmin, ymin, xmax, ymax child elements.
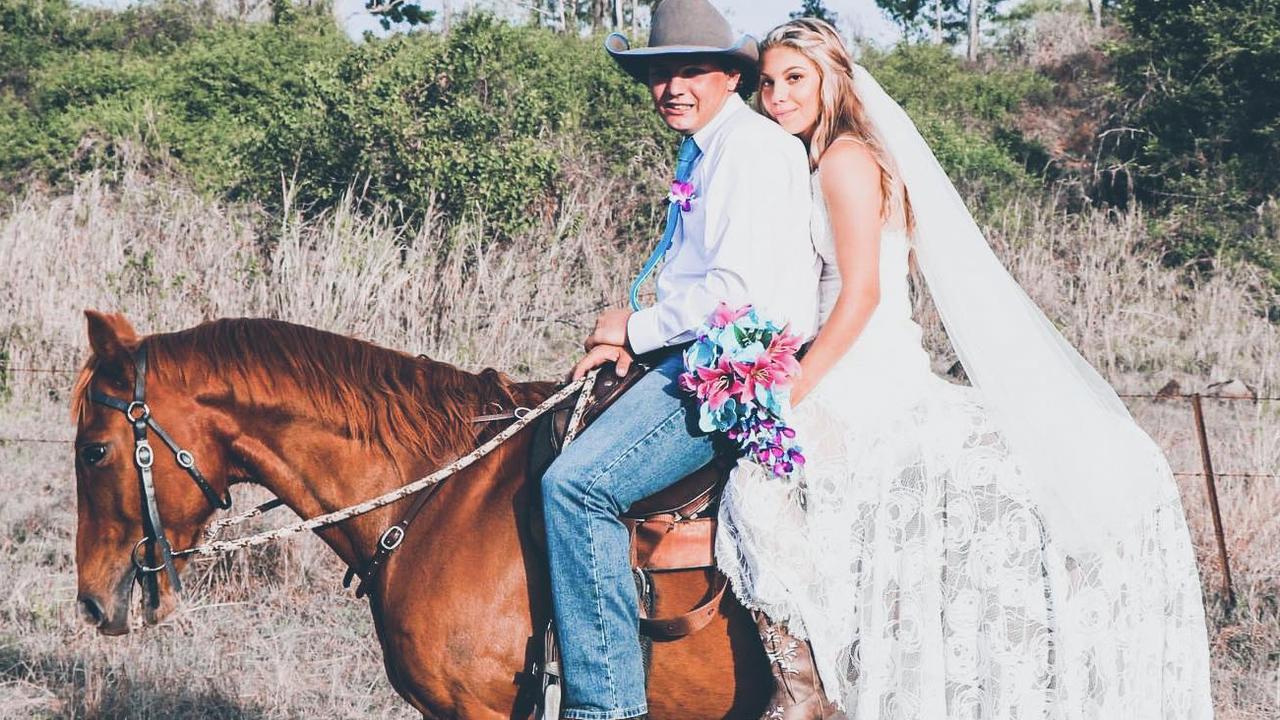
<box><xmin>851</xmin><ymin>65</ymin><xmax>1171</xmax><ymax>555</ymax></box>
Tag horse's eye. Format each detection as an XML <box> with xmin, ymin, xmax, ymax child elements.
<box><xmin>79</xmin><ymin>444</ymin><xmax>108</xmax><ymax>466</ymax></box>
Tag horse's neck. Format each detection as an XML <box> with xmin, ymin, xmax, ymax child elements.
<box><xmin>228</xmin><ymin>378</ymin><xmax>551</xmax><ymax>572</ymax></box>
<box><xmin>228</xmin><ymin>413</ymin><xmax>455</xmax><ymax>572</ymax></box>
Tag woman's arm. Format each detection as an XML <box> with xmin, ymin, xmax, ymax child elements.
<box><xmin>791</xmin><ymin>140</ymin><xmax>885</xmax><ymax>406</ymax></box>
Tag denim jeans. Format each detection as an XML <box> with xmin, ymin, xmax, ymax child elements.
<box><xmin>542</xmin><ymin>348</ymin><xmax>716</xmax><ymax>720</ymax></box>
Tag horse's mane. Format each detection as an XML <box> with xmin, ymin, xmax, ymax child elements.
<box><xmin>74</xmin><ymin>317</ymin><xmax>539</xmax><ymax>462</ymax></box>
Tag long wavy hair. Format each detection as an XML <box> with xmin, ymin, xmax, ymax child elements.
<box><xmin>757</xmin><ymin>18</ymin><xmax>913</xmax><ymax>231</ymax></box>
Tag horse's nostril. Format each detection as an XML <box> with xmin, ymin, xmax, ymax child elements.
<box><xmin>77</xmin><ymin>594</ymin><xmax>105</xmax><ymax>626</ymax></box>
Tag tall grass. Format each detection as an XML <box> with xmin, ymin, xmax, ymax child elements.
<box><xmin>0</xmin><ymin>162</ymin><xmax>1276</xmax><ymax>717</ymax></box>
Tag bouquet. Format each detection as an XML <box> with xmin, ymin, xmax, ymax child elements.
<box><xmin>678</xmin><ymin>302</ymin><xmax>806</xmax><ymax>479</ymax></box>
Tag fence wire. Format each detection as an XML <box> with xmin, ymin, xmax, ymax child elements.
<box><xmin>2</xmin><ymin>366</ymin><xmax>1278</xmax><ymax>481</ymax></box>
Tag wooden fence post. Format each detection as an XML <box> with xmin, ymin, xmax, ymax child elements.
<box><xmin>1190</xmin><ymin>393</ymin><xmax>1235</xmax><ymax>610</ymax></box>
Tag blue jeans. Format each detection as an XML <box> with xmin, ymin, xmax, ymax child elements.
<box><xmin>542</xmin><ymin>348</ymin><xmax>716</xmax><ymax>720</ymax></box>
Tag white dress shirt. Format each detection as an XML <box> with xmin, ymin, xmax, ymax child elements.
<box><xmin>627</xmin><ymin>94</ymin><xmax>820</xmax><ymax>355</ymax></box>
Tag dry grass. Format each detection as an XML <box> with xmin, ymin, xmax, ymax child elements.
<box><xmin>1</xmin><ymin>163</ymin><xmax>1277</xmax><ymax>718</ymax></box>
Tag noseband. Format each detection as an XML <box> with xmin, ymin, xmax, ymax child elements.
<box><xmin>89</xmin><ymin>346</ymin><xmax>232</xmax><ymax>608</ymax></box>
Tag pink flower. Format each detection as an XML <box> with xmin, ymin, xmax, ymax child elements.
<box><xmin>760</xmin><ymin>329</ymin><xmax>803</xmax><ymax>379</ymax></box>
<box><xmin>678</xmin><ymin>371</ymin><xmax>700</xmax><ymax>394</ymax></box>
<box><xmin>668</xmin><ymin>180</ymin><xmax>696</xmax><ymax>212</ymax></box>
<box><xmin>709</xmin><ymin>301</ymin><xmax>753</xmax><ymax>329</ymax></box>
<box><xmin>690</xmin><ymin>356</ymin><xmax>742</xmax><ymax>411</ymax></box>
<box><xmin>731</xmin><ymin>358</ymin><xmax>786</xmax><ymax>404</ymax></box>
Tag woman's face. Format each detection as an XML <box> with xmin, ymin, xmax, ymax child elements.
<box><xmin>759</xmin><ymin>47</ymin><xmax>822</xmax><ymax>142</ymax></box>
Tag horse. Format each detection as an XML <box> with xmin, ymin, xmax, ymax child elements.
<box><xmin>71</xmin><ymin>310</ymin><xmax>771</xmax><ymax>719</ymax></box>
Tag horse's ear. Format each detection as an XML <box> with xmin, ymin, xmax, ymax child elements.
<box><xmin>84</xmin><ymin>310</ymin><xmax>140</xmax><ymax>379</ymax></box>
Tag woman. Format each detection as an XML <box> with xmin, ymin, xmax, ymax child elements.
<box><xmin>715</xmin><ymin>19</ymin><xmax>1214</xmax><ymax>720</ymax></box>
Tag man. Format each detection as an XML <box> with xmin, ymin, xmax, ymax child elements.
<box><xmin>541</xmin><ymin>1</ymin><xmax>820</xmax><ymax>717</ymax></box>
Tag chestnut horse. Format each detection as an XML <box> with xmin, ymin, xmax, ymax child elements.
<box><xmin>72</xmin><ymin>311</ymin><xmax>770</xmax><ymax>719</ymax></box>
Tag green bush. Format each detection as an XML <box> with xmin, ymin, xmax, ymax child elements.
<box><xmin>0</xmin><ymin>1</ymin><xmax>347</xmax><ymax>192</ymax></box>
<box><xmin>0</xmin><ymin>3</ymin><xmax>1049</xmax><ymax>237</ymax></box>
<box><xmin>864</xmin><ymin>44</ymin><xmax>1051</xmax><ymax>203</ymax></box>
<box><xmin>245</xmin><ymin>15</ymin><xmax>668</xmax><ymax>233</ymax></box>
<box><xmin>1111</xmin><ymin>0</ymin><xmax>1280</xmax><ymax>272</ymax></box>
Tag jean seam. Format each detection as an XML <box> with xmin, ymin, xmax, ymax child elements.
<box><xmin>561</xmin><ymin>701</ymin><xmax>649</xmax><ymax>720</ymax></box>
<box><xmin>583</xmin><ymin>480</ymin><xmax>618</xmax><ymax>709</ymax></box>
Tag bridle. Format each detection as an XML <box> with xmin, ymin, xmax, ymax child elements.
<box><xmin>88</xmin><ymin>345</ymin><xmax>231</xmax><ymax>608</ymax></box>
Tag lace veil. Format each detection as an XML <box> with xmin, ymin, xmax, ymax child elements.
<box><xmin>851</xmin><ymin>65</ymin><xmax>1169</xmax><ymax>554</ymax></box>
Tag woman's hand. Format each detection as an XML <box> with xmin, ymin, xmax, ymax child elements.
<box><xmin>570</xmin><ymin>343</ymin><xmax>634</xmax><ymax>381</ymax></box>
<box><xmin>788</xmin><ymin>373</ymin><xmax>812</xmax><ymax>407</ymax></box>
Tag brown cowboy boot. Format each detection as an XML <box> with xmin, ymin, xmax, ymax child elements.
<box><xmin>755</xmin><ymin>612</ymin><xmax>847</xmax><ymax>720</ymax></box>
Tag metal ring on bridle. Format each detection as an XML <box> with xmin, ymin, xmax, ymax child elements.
<box><xmin>175</xmin><ymin>449</ymin><xmax>195</xmax><ymax>469</ymax></box>
<box><xmin>134</xmin><ymin>442</ymin><xmax>155</xmax><ymax>469</ymax></box>
<box><xmin>126</xmin><ymin>401</ymin><xmax>151</xmax><ymax>422</ymax></box>
<box><xmin>131</xmin><ymin>537</ymin><xmax>169</xmax><ymax>574</ymax></box>
<box><xmin>378</xmin><ymin>525</ymin><xmax>406</xmax><ymax>551</ymax></box>
<box><xmin>513</xmin><ymin>406</ymin><xmax>532</xmax><ymax>420</ymax></box>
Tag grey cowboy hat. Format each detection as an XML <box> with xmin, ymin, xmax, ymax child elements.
<box><xmin>605</xmin><ymin>0</ymin><xmax>759</xmax><ymax>93</ymax></box>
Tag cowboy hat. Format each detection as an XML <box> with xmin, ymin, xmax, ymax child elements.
<box><xmin>605</xmin><ymin>0</ymin><xmax>759</xmax><ymax>92</ymax></box>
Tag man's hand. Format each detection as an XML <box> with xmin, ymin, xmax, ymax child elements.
<box><xmin>570</xmin><ymin>344</ymin><xmax>634</xmax><ymax>381</ymax></box>
<box><xmin>584</xmin><ymin>308</ymin><xmax>633</xmax><ymax>351</ymax></box>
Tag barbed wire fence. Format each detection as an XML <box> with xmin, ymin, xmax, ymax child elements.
<box><xmin>2</xmin><ymin>363</ymin><xmax>1273</xmax><ymax>609</ymax></box>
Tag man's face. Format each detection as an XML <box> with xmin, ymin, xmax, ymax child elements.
<box><xmin>647</xmin><ymin>56</ymin><xmax>741</xmax><ymax>134</ymax></box>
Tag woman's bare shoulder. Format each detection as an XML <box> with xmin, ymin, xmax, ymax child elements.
<box><xmin>817</xmin><ymin>136</ymin><xmax>882</xmax><ymax>198</ymax></box>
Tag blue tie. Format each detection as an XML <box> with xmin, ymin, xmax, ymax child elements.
<box><xmin>629</xmin><ymin>136</ymin><xmax>702</xmax><ymax>310</ymax></box>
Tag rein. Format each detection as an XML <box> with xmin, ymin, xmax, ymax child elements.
<box><xmin>89</xmin><ymin>345</ymin><xmax>596</xmax><ymax>602</ymax></box>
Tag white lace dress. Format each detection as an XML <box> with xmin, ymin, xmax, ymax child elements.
<box><xmin>715</xmin><ymin>172</ymin><xmax>1214</xmax><ymax>719</ymax></box>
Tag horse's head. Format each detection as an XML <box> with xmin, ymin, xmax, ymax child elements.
<box><xmin>73</xmin><ymin>310</ymin><xmax>236</xmax><ymax>634</ymax></box>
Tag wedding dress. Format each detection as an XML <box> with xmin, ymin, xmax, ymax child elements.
<box><xmin>715</xmin><ymin>168</ymin><xmax>1214</xmax><ymax>719</ymax></box>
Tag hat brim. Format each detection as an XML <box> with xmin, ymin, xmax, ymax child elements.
<box><xmin>605</xmin><ymin>33</ymin><xmax>759</xmax><ymax>94</ymax></box>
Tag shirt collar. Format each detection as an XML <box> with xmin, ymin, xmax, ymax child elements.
<box><xmin>691</xmin><ymin>93</ymin><xmax>746</xmax><ymax>152</ymax></box>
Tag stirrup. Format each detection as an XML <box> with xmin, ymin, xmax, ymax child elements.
<box><xmin>539</xmin><ymin>620</ymin><xmax>562</xmax><ymax>720</ymax></box>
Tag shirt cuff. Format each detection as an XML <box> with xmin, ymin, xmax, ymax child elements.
<box><xmin>626</xmin><ymin>307</ymin><xmax>666</xmax><ymax>356</ymax></box>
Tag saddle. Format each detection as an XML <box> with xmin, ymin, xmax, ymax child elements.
<box><xmin>527</xmin><ymin>362</ymin><xmax>732</xmax><ymax>640</ymax></box>
<box><xmin>346</xmin><ymin>361</ymin><xmax>731</xmax><ymax>639</ymax></box>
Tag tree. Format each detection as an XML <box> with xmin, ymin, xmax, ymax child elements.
<box><xmin>364</xmin><ymin>0</ymin><xmax>435</xmax><ymax>30</ymax></box>
<box><xmin>520</xmin><ymin>0</ymin><xmax>642</xmax><ymax>33</ymax></box>
<box><xmin>876</xmin><ymin>0</ymin><xmax>963</xmax><ymax>43</ymax></box>
<box><xmin>875</xmin><ymin>0</ymin><xmax>1004</xmax><ymax>47</ymax></box>
<box><xmin>966</xmin><ymin>0</ymin><xmax>979</xmax><ymax>60</ymax></box>
<box><xmin>790</xmin><ymin>0</ymin><xmax>839</xmax><ymax>24</ymax></box>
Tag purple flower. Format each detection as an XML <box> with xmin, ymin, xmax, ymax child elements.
<box><xmin>668</xmin><ymin>180</ymin><xmax>696</xmax><ymax>212</ymax></box>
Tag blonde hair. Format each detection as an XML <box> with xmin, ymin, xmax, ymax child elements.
<box><xmin>757</xmin><ymin>18</ymin><xmax>913</xmax><ymax>231</ymax></box>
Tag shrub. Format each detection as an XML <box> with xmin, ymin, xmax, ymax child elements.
<box><xmin>862</xmin><ymin>44</ymin><xmax>1051</xmax><ymax>204</ymax></box>
<box><xmin>1109</xmin><ymin>0</ymin><xmax>1280</xmax><ymax>273</ymax></box>
<box><xmin>245</xmin><ymin>15</ymin><xmax>668</xmax><ymax>235</ymax></box>
<box><xmin>0</xmin><ymin>5</ymin><xmax>1053</xmax><ymax>237</ymax></box>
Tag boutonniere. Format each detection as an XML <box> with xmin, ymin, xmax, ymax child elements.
<box><xmin>667</xmin><ymin>180</ymin><xmax>697</xmax><ymax>212</ymax></box>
